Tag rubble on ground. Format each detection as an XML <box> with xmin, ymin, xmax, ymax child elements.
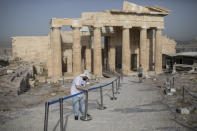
<box><xmin>144</xmin><ymin>72</ymin><xmax>197</xmax><ymax>129</ymax></box>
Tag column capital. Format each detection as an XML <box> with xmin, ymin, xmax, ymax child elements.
<box><xmin>93</xmin><ymin>26</ymin><xmax>102</xmax><ymax>29</ymax></box>
<box><xmin>50</xmin><ymin>26</ymin><xmax>61</xmax><ymax>29</ymax></box>
<box><xmin>72</xmin><ymin>20</ymin><xmax>81</xmax><ymax>28</ymax></box>
<box><xmin>155</xmin><ymin>27</ymin><xmax>163</xmax><ymax>30</ymax></box>
<box><xmin>141</xmin><ymin>26</ymin><xmax>148</xmax><ymax>30</ymax></box>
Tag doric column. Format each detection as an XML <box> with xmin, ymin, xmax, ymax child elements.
<box><xmin>155</xmin><ymin>28</ymin><xmax>163</xmax><ymax>74</ymax></box>
<box><xmin>140</xmin><ymin>27</ymin><xmax>148</xmax><ymax>73</ymax></box>
<box><xmin>72</xmin><ymin>27</ymin><xmax>82</xmax><ymax>76</ymax></box>
<box><xmin>103</xmin><ymin>37</ymin><xmax>108</xmax><ymax>70</ymax></box>
<box><xmin>47</xmin><ymin>28</ymin><xmax>53</xmax><ymax>77</ymax></box>
<box><xmin>67</xmin><ymin>49</ymin><xmax>73</xmax><ymax>73</ymax></box>
<box><xmin>93</xmin><ymin>27</ymin><xmax>102</xmax><ymax>77</ymax></box>
<box><xmin>109</xmin><ymin>35</ymin><xmax>116</xmax><ymax>72</ymax></box>
<box><xmin>50</xmin><ymin>27</ymin><xmax>62</xmax><ymax>78</ymax></box>
<box><xmin>148</xmin><ymin>29</ymin><xmax>154</xmax><ymax>71</ymax></box>
<box><xmin>122</xmin><ymin>26</ymin><xmax>131</xmax><ymax>75</ymax></box>
<box><xmin>85</xmin><ymin>36</ymin><xmax>91</xmax><ymax>72</ymax></box>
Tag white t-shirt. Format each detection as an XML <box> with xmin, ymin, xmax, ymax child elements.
<box><xmin>70</xmin><ymin>76</ymin><xmax>86</xmax><ymax>97</ymax></box>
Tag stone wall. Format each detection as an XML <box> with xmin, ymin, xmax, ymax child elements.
<box><xmin>11</xmin><ymin>32</ymin><xmax>176</xmax><ymax>74</ymax></box>
<box><xmin>0</xmin><ymin>47</ymin><xmax>12</xmax><ymax>60</ymax></box>
<box><xmin>12</xmin><ymin>36</ymin><xmax>49</xmax><ymax>63</ymax></box>
<box><xmin>162</xmin><ymin>35</ymin><xmax>176</xmax><ymax>54</ymax></box>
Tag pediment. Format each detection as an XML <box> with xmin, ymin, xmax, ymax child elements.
<box><xmin>121</xmin><ymin>1</ymin><xmax>170</xmax><ymax>15</ymax></box>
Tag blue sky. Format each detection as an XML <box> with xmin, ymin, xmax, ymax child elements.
<box><xmin>0</xmin><ymin>0</ymin><xmax>197</xmax><ymax>46</ymax></box>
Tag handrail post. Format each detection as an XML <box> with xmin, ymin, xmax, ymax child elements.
<box><xmin>182</xmin><ymin>86</ymin><xmax>185</xmax><ymax>103</ymax></box>
<box><xmin>85</xmin><ymin>91</ymin><xmax>88</xmax><ymax>119</ymax></box>
<box><xmin>97</xmin><ymin>86</ymin><xmax>106</xmax><ymax>110</ymax></box>
<box><xmin>44</xmin><ymin>102</ymin><xmax>49</xmax><ymax>131</ymax></box>
<box><xmin>121</xmin><ymin>70</ymin><xmax>123</xmax><ymax>81</ymax></box>
<box><xmin>170</xmin><ymin>79</ymin><xmax>172</xmax><ymax>89</ymax></box>
<box><xmin>59</xmin><ymin>98</ymin><xmax>63</xmax><ymax>131</ymax></box>
<box><xmin>118</xmin><ymin>76</ymin><xmax>120</xmax><ymax>87</ymax></box>
<box><xmin>111</xmin><ymin>81</ymin><xmax>117</xmax><ymax>100</ymax></box>
<box><xmin>115</xmin><ymin>79</ymin><xmax>120</xmax><ymax>94</ymax></box>
<box><xmin>83</xmin><ymin>90</ymin><xmax>92</xmax><ymax>121</ymax></box>
<box><xmin>172</xmin><ymin>77</ymin><xmax>174</xmax><ymax>88</ymax></box>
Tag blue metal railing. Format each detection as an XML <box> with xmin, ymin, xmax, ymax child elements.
<box><xmin>44</xmin><ymin>76</ymin><xmax>121</xmax><ymax>131</ymax></box>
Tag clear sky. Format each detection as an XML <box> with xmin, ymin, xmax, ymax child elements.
<box><xmin>0</xmin><ymin>0</ymin><xmax>197</xmax><ymax>46</ymax></box>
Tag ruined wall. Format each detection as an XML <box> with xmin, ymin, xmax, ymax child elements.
<box><xmin>12</xmin><ymin>36</ymin><xmax>49</xmax><ymax>63</ymax></box>
<box><xmin>0</xmin><ymin>48</ymin><xmax>12</xmax><ymax>60</ymax></box>
<box><xmin>162</xmin><ymin>35</ymin><xmax>176</xmax><ymax>54</ymax></box>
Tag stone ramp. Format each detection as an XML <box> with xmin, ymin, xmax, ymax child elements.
<box><xmin>58</xmin><ymin>77</ymin><xmax>186</xmax><ymax>131</ymax></box>
<box><xmin>0</xmin><ymin>77</ymin><xmax>189</xmax><ymax>131</ymax></box>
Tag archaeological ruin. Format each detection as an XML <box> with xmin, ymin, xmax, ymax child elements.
<box><xmin>11</xmin><ymin>1</ymin><xmax>176</xmax><ymax>82</ymax></box>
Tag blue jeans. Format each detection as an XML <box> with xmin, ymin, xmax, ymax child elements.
<box><xmin>72</xmin><ymin>96</ymin><xmax>85</xmax><ymax>117</ymax></box>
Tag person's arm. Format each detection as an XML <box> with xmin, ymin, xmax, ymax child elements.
<box><xmin>76</xmin><ymin>85</ymin><xmax>88</xmax><ymax>91</ymax></box>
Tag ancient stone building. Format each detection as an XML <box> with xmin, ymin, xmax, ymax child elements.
<box><xmin>12</xmin><ymin>1</ymin><xmax>176</xmax><ymax>81</ymax></box>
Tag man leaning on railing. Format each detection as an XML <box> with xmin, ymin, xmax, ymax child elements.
<box><xmin>70</xmin><ymin>73</ymin><xmax>89</xmax><ymax>121</ymax></box>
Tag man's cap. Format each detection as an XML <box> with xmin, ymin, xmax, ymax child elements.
<box><xmin>80</xmin><ymin>73</ymin><xmax>89</xmax><ymax>79</ymax></box>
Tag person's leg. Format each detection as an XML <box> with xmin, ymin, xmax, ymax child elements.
<box><xmin>79</xmin><ymin>97</ymin><xmax>86</xmax><ymax>117</ymax></box>
<box><xmin>73</xmin><ymin>97</ymin><xmax>79</xmax><ymax>120</ymax></box>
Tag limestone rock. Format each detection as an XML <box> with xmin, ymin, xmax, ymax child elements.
<box><xmin>36</xmin><ymin>76</ymin><xmax>46</xmax><ymax>83</ymax></box>
<box><xmin>176</xmin><ymin>108</ymin><xmax>190</xmax><ymax>115</ymax></box>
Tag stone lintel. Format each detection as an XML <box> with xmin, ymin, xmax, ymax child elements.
<box><xmin>123</xmin><ymin>25</ymin><xmax>132</xmax><ymax>29</ymax></box>
<box><xmin>51</xmin><ymin>18</ymin><xmax>164</xmax><ymax>29</ymax></box>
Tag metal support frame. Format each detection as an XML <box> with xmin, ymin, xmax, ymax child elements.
<box><xmin>59</xmin><ymin>98</ymin><xmax>63</xmax><ymax>131</ymax></box>
<box><xmin>172</xmin><ymin>77</ymin><xmax>174</xmax><ymax>88</ymax></box>
<box><xmin>83</xmin><ymin>91</ymin><xmax>92</xmax><ymax>121</ymax></box>
<box><xmin>118</xmin><ymin>76</ymin><xmax>121</xmax><ymax>87</ymax></box>
<box><xmin>115</xmin><ymin>79</ymin><xmax>120</xmax><ymax>94</ymax></box>
<box><xmin>182</xmin><ymin>86</ymin><xmax>185</xmax><ymax>103</ymax></box>
<box><xmin>97</xmin><ymin>86</ymin><xmax>106</xmax><ymax>110</ymax></box>
<box><xmin>111</xmin><ymin>81</ymin><xmax>117</xmax><ymax>100</ymax></box>
<box><xmin>44</xmin><ymin>102</ymin><xmax>49</xmax><ymax>131</ymax></box>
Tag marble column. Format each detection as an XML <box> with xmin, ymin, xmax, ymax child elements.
<box><xmin>72</xmin><ymin>27</ymin><xmax>82</xmax><ymax>76</ymax></box>
<box><xmin>122</xmin><ymin>27</ymin><xmax>131</xmax><ymax>75</ymax></box>
<box><xmin>50</xmin><ymin>27</ymin><xmax>62</xmax><ymax>78</ymax></box>
<box><xmin>47</xmin><ymin>28</ymin><xmax>53</xmax><ymax>77</ymax></box>
<box><xmin>140</xmin><ymin>27</ymin><xmax>148</xmax><ymax>73</ymax></box>
<box><xmin>93</xmin><ymin>27</ymin><xmax>102</xmax><ymax>77</ymax></box>
<box><xmin>85</xmin><ymin>36</ymin><xmax>92</xmax><ymax>72</ymax></box>
<box><xmin>109</xmin><ymin>35</ymin><xmax>116</xmax><ymax>72</ymax></box>
<box><xmin>148</xmin><ymin>29</ymin><xmax>154</xmax><ymax>71</ymax></box>
<box><xmin>155</xmin><ymin>28</ymin><xmax>162</xmax><ymax>73</ymax></box>
<box><xmin>104</xmin><ymin>37</ymin><xmax>109</xmax><ymax>70</ymax></box>
<box><xmin>67</xmin><ymin>49</ymin><xmax>73</xmax><ymax>73</ymax></box>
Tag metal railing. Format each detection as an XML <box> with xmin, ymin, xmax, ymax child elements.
<box><xmin>44</xmin><ymin>76</ymin><xmax>121</xmax><ymax>131</ymax></box>
<box><xmin>182</xmin><ymin>86</ymin><xmax>197</xmax><ymax>104</ymax></box>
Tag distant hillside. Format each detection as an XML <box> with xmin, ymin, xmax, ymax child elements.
<box><xmin>0</xmin><ymin>42</ymin><xmax>11</xmax><ymax>48</ymax></box>
<box><xmin>176</xmin><ymin>39</ymin><xmax>197</xmax><ymax>46</ymax></box>
<box><xmin>176</xmin><ymin>39</ymin><xmax>197</xmax><ymax>52</ymax></box>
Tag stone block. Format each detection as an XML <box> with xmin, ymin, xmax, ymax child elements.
<box><xmin>176</xmin><ymin>108</ymin><xmax>190</xmax><ymax>115</ymax></box>
<box><xmin>29</xmin><ymin>79</ymin><xmax>35</xmax><ymax>88</ymax></box>
<box><xmin>36</xmin><ymin>76</ymin><xmax>46</xmax><ymax>83</ymax></box>
<box><xmin>7</xmin><ymin>69</ymin><xmax>14</xmax><ymax>74</ymax></box>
